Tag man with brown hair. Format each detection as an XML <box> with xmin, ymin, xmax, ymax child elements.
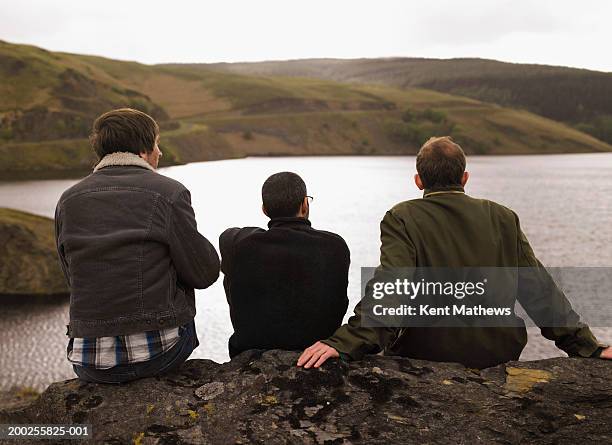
<box><xmin>298</xmin><ymin>136</ymin><xmax>611</xmax><ymax>369</ymax></box>
<box><xmin>55</xmin><ymin>108</ymin><xmax>220</xmax><ymax>383</ymax></box>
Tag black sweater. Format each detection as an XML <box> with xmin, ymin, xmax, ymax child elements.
<box><xmin>219</xmin><ymin>217</ymin><xmax>350</xmax><ymax>358</ymax></box>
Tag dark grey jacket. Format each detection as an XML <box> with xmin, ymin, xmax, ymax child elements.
<box><xmin>55</xmin><ymin>152</ymin><xmax>220</xmax><ymax>338</ymax></box>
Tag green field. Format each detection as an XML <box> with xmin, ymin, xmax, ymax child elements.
<box><xmin>1</xmin><ymin>40</ymin><xmax>611</xmax><ymax>178</ymax></box>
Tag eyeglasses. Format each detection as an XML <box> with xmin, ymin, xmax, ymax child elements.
<box><xmin>306</xmin><ymin>195</ymin><xmax>314</xmax><ymax>203</ymax></box>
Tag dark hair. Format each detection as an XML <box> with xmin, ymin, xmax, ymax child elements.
<box><xmin>90</xmin><ymin>108</ymin><xmax>159</xmax><ymax>160</ymax></box>
<box><xmin>262</xmin><ymin>172</ymin><xmax>307</xmax><ymax>218</ymax></box>
<box><xmin>416</xmin><ymin>136</ymin><xmax>466</xmax><ymax>188</ymax></box>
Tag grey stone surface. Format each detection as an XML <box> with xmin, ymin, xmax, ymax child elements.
<box><xmin>2</xmin><ymin>350</ymin><xmax>611</xmax><ymax>444</ymax></box>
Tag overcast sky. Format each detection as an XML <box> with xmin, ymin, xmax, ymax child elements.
<box><xmin>1</xmin><ymin>0</ymin><xmax>610</xmax><ymax>72</ymax></box>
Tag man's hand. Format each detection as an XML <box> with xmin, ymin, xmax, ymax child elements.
<box><xmin>600</xmin><ymin>346</ymin><xmax>612</xmax><ymax>359</ymax></box>
<box><xmin>297</xmin><ymin>341</ymin><xmax>339</xmax><ymax>368</ymax></box>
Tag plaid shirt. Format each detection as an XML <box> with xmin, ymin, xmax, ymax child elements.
<box><xmin>67</xmin><ymin>325</ymin><xmax>183</xmax><ymax>369</ymax></box>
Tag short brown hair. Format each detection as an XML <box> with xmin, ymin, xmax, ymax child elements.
<box><xmin>90</xmin><ymin>108</ymin><xmax>159</xmax><ymax>160</ymax></box>
<box><xmin>416</xmin><ymin>136</ymin><xmax>466</xmax><ymax>188</ymax></box>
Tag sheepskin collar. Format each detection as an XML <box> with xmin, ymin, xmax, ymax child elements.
<box><xmin>93</xmin><ymin>152</ymin><xmax>155</xmax><ymax>172</ymax></box>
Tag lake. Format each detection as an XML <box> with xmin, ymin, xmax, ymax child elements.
<box><xmin>1</xmin><ymin>154</ymin><xmax>611</xmax><ymax>390</ymax></box>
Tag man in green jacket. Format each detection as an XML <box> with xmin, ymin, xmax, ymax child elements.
<box><xmin>298</xmin><ymin>136</ymin><xmax>611</xmax><ymax>369</ymax></box>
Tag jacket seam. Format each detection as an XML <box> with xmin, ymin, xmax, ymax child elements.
<box><xmin>139</xmin><ymin>194</ymin><xmax>160</xmax><ymax>314</ymax></box>
<box><xmin>164</xmin><ymin>200</ymin><xmax>175</xmax><ymax>310</ymax></box>
<box><xmin>169</xmin><ymin>190</ymin><xmax>208</xmax><ymax>280</ymax></box>
<box><xmin>60</xmin><ymin>187</ymin><xmax>172</xmax><ymax>206</ymax></box>
<box><xmin>70</xmin><ymin>310</ymin><xmax>176</xmax><ymax>325</ymax></box>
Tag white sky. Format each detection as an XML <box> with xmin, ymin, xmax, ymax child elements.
<box><xmin>1</xmin><ymin>0</ymin><xmax>610</xmax><ymax>72</ymax></box>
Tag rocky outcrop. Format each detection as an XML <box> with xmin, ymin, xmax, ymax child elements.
<box><xmin>4</xmin><ymin>350</ymin><xmax>611</xmax><ymax>444</ymax></box>
<box><xmin>0</xmin><ymin>208</ymin><xmax>68</xmax><ymax>295</ymax></box>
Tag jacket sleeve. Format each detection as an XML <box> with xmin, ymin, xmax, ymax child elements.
<box><xmin>54</xmin><ymin>203</ymin><xmax>71</xmax><ymax>288</ymax></box>
<box><xmin>219</xmin><ymin>227</ymin><xmax>265</xmax><ymax>277</ymax></box>
<box><xmin>514</xmin><ymin>213</ymin><xmax>607</xmax><ymax>357</ymax></box>
<box><xmin>168</xmin><ymin>189</ymin><xmax>220</xmax><ymax>290</ymax></box>
<box><xmin>219</xmin><ymin>226</ymin><xmax>264</xmax><ymax>309</ymax></box>
<box><xmin>322</xmin><ymin>209</ymin><xmax>415</xmax><ymax>360</ymax></box>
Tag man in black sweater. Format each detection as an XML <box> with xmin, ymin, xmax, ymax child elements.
<box><xmin>219</xmin><ymin>172</ymin><xmax>350</xmax><ymax>358</ymax></box>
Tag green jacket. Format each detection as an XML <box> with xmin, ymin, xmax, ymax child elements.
<box><xmin>322</xmin><ymin>185</ymin><xmax>607</xmax><ymax>368</ymax></box>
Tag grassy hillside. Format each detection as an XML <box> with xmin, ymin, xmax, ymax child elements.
<box><xmin>0</xmin><ymin>208</ymin><xmax>67</xmax><ymax>295</ymax></box>
<box><xmin>0</xmin><ymin>40</ymin><xmax>167</xmax><ymax>143</ymax></box>
<box><xmin>1</xmin><ymin>41</ymin><xmax>611</xmax><ymax>178</ymax></box>
<box><xmin>202</xmin><ymin>58</ymin><xmax>612</xmax><ymax>145</ymax></box>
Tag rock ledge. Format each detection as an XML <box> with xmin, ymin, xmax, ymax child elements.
<box><xmin>2</xmin><ymin>351</ymin><xmax>611</xmax><ymax>444</ymax></box>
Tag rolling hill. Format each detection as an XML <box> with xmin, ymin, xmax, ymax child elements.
<box><xmin>1</xmin><ymin>41</ymin><xmax>611</xmax><ymax>179</ymax></box>
<box><xmin>202</xmin><ymin>58</ymin><xmax>612</xmax><ymax>145</ymax></box>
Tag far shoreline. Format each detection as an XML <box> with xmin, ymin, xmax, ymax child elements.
<box><xmin>2</xmin><ymin>151</ymin><xmax>612</xmax><ymax>182</ymax></box>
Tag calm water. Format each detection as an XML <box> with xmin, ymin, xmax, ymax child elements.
<box><xmin>1</xmin><ymin>154</ymin><xmax>611</xmax><ymax>390</ymax></box>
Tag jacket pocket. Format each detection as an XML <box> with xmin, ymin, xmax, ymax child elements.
<box><xmin>173</xmin><ymin>281</ymin><xmax>190</xmax><ymax>311</ymax></box>
<box><xmin>169</xmin><ymin>266</ymin><xmax>177</xmax><ymax>307</ymax></box>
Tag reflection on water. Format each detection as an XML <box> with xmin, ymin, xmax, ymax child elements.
<box><xmin>0</xmin><ymin>297</ymin><xmax>72</xmax><ymax>390</ymax></box>
<box><xmin>1</xmin><ymin>154</ymin><xmax>611</xmax><ymax>390</ymax></box>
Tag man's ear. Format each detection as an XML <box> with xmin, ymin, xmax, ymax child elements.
<box><xmin>262</xmin><ymin>204</ymin><xmax>268</xmax><ymax>217</ymax></box>
<box><xmin>299</xmin><ymin>197</ymin><xmax>309</xmax><ymax>216</ymax></box>
<box><xmin>414</xmin><ymin>174</ymin><xmax>424</xmax><ymax>190</ymax></box>
<box><xmin>461</xmin><ymin>171</ymin><xmax>469</xmax><ymax>187</ymax></box>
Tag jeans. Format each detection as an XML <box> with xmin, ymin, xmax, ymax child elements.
<box><xmin>72</xmin><ymin>321</ymin><xmax>199</xmax><ymax>384</ymax></box>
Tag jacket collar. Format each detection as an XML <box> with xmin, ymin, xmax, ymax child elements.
<box><xmin>268</xmin><ymin>217</ymin><xmax>312</xmax><ymax>229</ymax></box>
<box><xmin>423</xmin><ymin>185</ymin><xmax>465</xmax><ymax>198</ymax></box>
<box><xmin>93</xmin><ymin>152</ymin><xmax>155</xmax><ymax>172</ymax></box>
